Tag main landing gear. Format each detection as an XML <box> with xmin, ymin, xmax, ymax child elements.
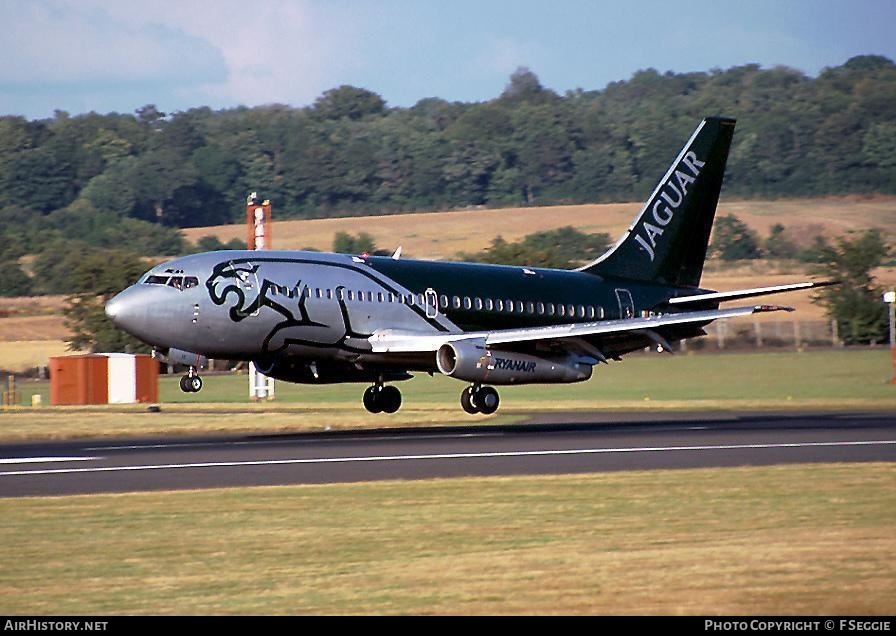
<box><xmin>363</xmin><ymin>382</ymin><xmax>402</xmax><ymax>414</ymax></box>
<box><xmin>179</xmin><ymin>367</ymin><xmax>203</xmax><ymax>393</ymax></box>
<box><xmin>461</xmin><ymin>384</ymin><xmax>499</xmax><ymax>415</ymax></box>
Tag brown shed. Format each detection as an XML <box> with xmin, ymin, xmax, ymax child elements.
<box><xmin>50</xmin><ymin>354</ymin><xmax>158</xmax><ymax>405</ymax></box>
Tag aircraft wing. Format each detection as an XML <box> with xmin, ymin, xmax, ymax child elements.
<box><xmin>368</xmin><ymin>304</ymin><xmax>790</xmax><ymax>354</ymax></box>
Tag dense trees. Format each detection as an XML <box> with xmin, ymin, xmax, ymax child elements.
<box><xmin>29</xmin><ymin>243</ymin><xmax>151</xmax><ymax>352</ymax></box>
<box><xmin>0</xmin><ymin>56</ymin><xmax>894</xmax><ymax>245</ymax></box>
<box><xmin>710</xmin><ymin>215</ymin><xmax>763</xmax><ymax>261</ymax></box>
<box><xmin>811</xmin><ymin>230</ymin><xmax>891</xmax><ymax>344</ymax></box>
<box><xmin>462</xmin><ymin>227</ymin><xmax>611</xmax><ymax>269</ymax></box>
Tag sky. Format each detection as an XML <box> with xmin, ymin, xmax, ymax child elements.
<box><xmin>3</xmin><ymin>0</ymin><xmax>896</xmax><ymax>120</ymax></box>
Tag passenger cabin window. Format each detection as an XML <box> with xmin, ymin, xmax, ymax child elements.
<box><xmin>452</xmin><ymin>296</ymin><xmax>461</xmax><ymax>309</ymax></box>
<box><xmin>474</xmin><ymin>298</ymin><xmax>483</xmax><ymax>310</ymax></box>
<box><xmin>439</xmin><ymin>295</ymin><xmax>449</xmax><ymax>309</ymax></box>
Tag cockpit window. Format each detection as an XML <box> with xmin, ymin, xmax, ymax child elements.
<box><xmin>143</xmin><ymin>273</ymin><xmax>199</xmax><ymax>290</ymax></box>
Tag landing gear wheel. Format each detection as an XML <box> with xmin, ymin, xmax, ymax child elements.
<box><xmin>363</xmin><ymin>386</ymin><xmax>383</xmax><ymax>413</ymax></box>
<box><xmin>179</xmin><ymin>376</ymin><xmax>191</xmax><ymax>393</ymax></box>
<box><xmin>476</xmin><ymin>386</ymin><xmax>500</xmax><ymax>415</ymax></box>
<box><xmin>380</xmin><ymin>385</ymin><xmax>402</xmax><ymax>413</ymax></box>
<box><xmin>461</xmin><ymin>386</ymin><xmax>479</xmax><ymax>414</ymax></box>
<box><xmin>189</xmin><ymin>375</ymin><xmax>203</xmax><ymax>393</ymax></box>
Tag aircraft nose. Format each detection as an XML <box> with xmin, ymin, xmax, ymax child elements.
<box><xmin>105</xmin><ymin>286</ymin><xmax>145</xmax><ymax>333</ymax></box>
<box><xmin>104</xmin><ymin>294</ymin><xmax>122</xmax><ymax>322</ymax></box>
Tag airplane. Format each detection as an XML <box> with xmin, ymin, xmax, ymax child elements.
<box><xmin>105</xmin><ymin>116</ymin><xmax>831</xmax><ymax>414</ymax></box>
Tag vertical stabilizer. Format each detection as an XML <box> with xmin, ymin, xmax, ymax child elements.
<box><xmin>578</xmin><ymin>117</ymin><xmax>736</xmax><ymax>287</ymax></box>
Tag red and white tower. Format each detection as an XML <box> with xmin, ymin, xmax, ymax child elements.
<box><xmin>247</xmin><ymin>192</ymin><xmax>276</xmax><ymax>401</ymax></box>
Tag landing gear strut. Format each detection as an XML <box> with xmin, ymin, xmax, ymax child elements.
<box><xmin>461</xmin><ymin>384</ymin><xmax>499</xmax><ymax>415</ymax></box>
<box><xmin>179</xmin><ymin>367</ymin><xmax>203</xmax><ymax>393</ymax></box>
<box><xmin>363</xmin><ymin>380</ymin><xmax>402</xmax><ymax>414</ymax></box>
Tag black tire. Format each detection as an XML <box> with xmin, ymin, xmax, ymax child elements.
<box><xmin>476</xmin><ymin>386</ymin><xmax>500</xmax><ymax>415</ymax></box>
<box><xmin>363</xmin><ymin>386</ymin><xmax>382</xmax><ymax>413</ymax></box>
<box><xmin>189</xmin><ymin>376</ymin><xmax>203</xmax><ymax>393</ymax></box>
<box><xmin>460</xmin><ymin>386</ymin><xmax>479</xmax><ymax>414</ymax></box>
<box><xmin>380</xmin><ymin>385</ymin><xmax>402</xmax><ymax>413</ymax></box>
<box><xmin>179</xmin><ymin>376</ymin><xmax>191</xmax><ymax>393</ymax></box>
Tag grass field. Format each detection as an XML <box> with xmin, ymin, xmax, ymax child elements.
<box><xmin>2</xmin><ymin>463</ymin><xmax>893</xmax><ymax>614</ymax></box>
<box><xmin>2</xmin><ymin>349</ymin><xmax>894</xmax><ymax>442</ymax></box>
<box><xmin>0</xmin><ymin>340</ymin><xmax>82</xmax><ymax>374</ymax></box>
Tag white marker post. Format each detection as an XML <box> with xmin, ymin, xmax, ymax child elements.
<box><xmin>884</xmin><ymin>290</ymin><xmax>896</xmax><ymax>385</ymax></box>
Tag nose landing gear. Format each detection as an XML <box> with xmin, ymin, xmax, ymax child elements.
<box><xmin>179</xmin><ymin>367</ymin><xmax>203</xmax><ymax>393</ymax></box>
<box><xmin>460</xmin><ymin>384</ymin><xmax>499</xmax><ymax>415</ymax></box>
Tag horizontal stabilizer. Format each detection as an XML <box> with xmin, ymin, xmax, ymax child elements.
<box><xmin>668</xmin><ymin>281</ymin><xmax>836</xmax><ymax>305</ymax></box>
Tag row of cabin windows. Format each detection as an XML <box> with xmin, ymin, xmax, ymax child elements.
<box><xmin>268</xmin><ymin>285</ymin><xmax>605</xmax><ymax>320</ymax></box>
<box><xmin>441</xmin><ymin>294</ymin><xmax>603</xmax><ymax>319</ymax></box>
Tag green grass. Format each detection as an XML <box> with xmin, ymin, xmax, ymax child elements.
<box><xmin>2</xmin><ymin>349</ymin><xmax>894</xmax><ymax>441</ymax></box>
<box><xmin>1</xmin><ymin>464</ymin><xmax>894</xmax><ymax>614</ymax></box>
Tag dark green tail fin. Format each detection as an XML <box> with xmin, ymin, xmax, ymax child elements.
<box><xmin>578</xmin><ymin>117</ymin><xmax>736</xmax><ymax>287</ymax></box>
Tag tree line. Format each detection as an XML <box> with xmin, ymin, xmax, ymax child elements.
<box><xmin>0</xmin><ymin>55</ymin><xmax>894</xmax><ymax>248</ymax></box>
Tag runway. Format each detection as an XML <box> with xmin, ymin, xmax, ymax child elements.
<box><xmin>1</xmin><ymin>411</ymin><xmax>894</xmax><ymax>497</ymax></box>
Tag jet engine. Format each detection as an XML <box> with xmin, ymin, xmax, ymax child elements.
<box><xmin>436</xmin><ymin>339</ymin><xmax>593</xmax><ymax>385</ymax></box>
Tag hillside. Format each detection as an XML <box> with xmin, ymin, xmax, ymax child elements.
<box><xmin>183</xmin><ymin>195</ymin><xmax>896</xmax><ymax>259</ymax></box>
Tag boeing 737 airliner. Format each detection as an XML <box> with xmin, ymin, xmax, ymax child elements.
<box><xmin>105</xmin><ymin>117</ymin><xmax>830</xmax><ymax>414</ymax></box>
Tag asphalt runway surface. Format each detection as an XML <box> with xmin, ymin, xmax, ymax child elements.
<box><xmin>1</xmin><ymin>411</ymin><xmax>894</xmax><ymax>497</ymax></box>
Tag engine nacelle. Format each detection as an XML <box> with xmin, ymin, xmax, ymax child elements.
<box><xmin>436</xmin><ymin>339</ymin><xmax>593</xmax><ymax>385</ymax></box>
<box><xmin>253</xmin><ymin>357</ymin><xmax>411</xmax><ymax>385</ymax></box>
<box><xmin>153</xmin><ymin>347</ymin><xmax>208</xmax><ymax>369</ymax></box>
